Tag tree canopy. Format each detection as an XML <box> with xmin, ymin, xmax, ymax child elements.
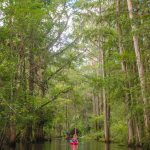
<box><xmin>0</xmin><ymin>0</ymin><xmax>150</xmax><ymax>149</ymax></box>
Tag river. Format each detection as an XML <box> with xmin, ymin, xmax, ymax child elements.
<box><xmin>5</xmin><ymin>140</ymin><xmax>142</xmax><ymax>150</ymax></box>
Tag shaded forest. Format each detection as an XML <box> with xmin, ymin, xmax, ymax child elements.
<box><xmin>0</xmin><ymin>0</ymin><xmax>150</xmax><ymax>149</ymax></box>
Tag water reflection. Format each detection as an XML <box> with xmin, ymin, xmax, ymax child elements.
<box><xmin>6</xmin><ymin>140</ymin><xmax>143</xmax><ymax>150</ymax></box>
<box><xmin>33</xmin><ymin>144</ymin><xmax>44</xmax><ymax>150</ymax></box>
<box><xmin>70</xmin><ymin>145</ymin><xmax>78</xmax><ymax>150</ymax></box>
<box><xmin>9</xmin><ymin>147</ymin><xmax>15</xmax><ymax>150</ymax></box>
<box><xmin>105</xmin><ymin>144</ymin><xmax>110</xmax><ymax>150</ymax></box>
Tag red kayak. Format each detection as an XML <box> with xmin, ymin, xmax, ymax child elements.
<box><xmin>70</xmin><ymin>141</ymin><xmax>78</xmax><ymax>145</ymax></box>
<box><xmin>69</xmin><ymin>139</ymin><xmax>78</xmax><ymax>145</ymax></box>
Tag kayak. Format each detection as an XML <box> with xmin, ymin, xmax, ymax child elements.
<box><xmin>69</xmin><ymin>139</ymin><xmax>78</xmax><ymax>145</ymax></box>
<box><xmin>70</xmin><ymin>141</ymin><xmax>78</xmax><ymax>145</ymax></box>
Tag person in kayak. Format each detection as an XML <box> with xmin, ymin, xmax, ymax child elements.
<box><xmin>70</xmin><ymin>133</ymin><xmax>78</xmax><ymax>144</ymax></box>
<box><xmin>72</xmin><ymin>133</ymin><xmax>78</xmax><ymax>142</ymax></box>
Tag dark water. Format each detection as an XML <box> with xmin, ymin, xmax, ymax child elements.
<box><xmin>6</xmin><ymin>140</ymin><xmax>142</xmax><ymax>150</ymax></box>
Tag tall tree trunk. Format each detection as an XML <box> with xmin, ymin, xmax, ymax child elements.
<box><xmin>116</xmin><ymin>0</ymin><xmax>135</xmax><ymax>146</ymax></box>
<box><xmin>135</xmin><ymin>123</ymin><xmax>142</xmax><ymax>147</ymax></box>
<box><xmin>96</xmin><ymin>95</ymin><xmax>100</xmax><ymax>131</ymax></box>
<box><xmin>23</xmin><ymin>50</ymin><xmax>34</xmax><ymax>142</ymax></box>
<box><xmin>34</xmin><ymin>64</ymin><xmax>46</xmax><ymax>143</ymax></box>
<box><xmin>34</xmin><ymin>121</ymin><xmax>44</xmax><ymax>142</ymax></box>
<box><xmin>126</xmin><ymin>0</ymin><xmax>149</xmax><ymax>131</ymax></box>
<box><xmin>98</xmin><ymin>91</ymin><xmax>103</xmax><ymax>115</ymax></box>
<box><xmin>98</xmin><ymin>91</ymin><xmax>103</xmax><ymax>130</ymax></box>
<box><xmin>99</xmin><ymin>45</ymin><xmax>110</xmax><ymax>143</ymax></box>
<box><xmin>92</xmin><ymin>92</ymin><xmax>98</xmax><ymax>131</ymax></box>
<box><xmin>29</xmin><ymin>50</ymin><xmax>34</xmax><ymax>96</ymax></box>
<box><xmin>127</xmin><ymin>119</ymin><xmax>134</xmax><ymax>146</ymax></box>
<box><xmin>8</xmin><ymin>45</ymin><xmax>17</xmax><ymax>147</ymax></box>
<box><xmin>98</xmin><ymin>2</ymin><xmax>110</xmax><ymax>142</ymax></box>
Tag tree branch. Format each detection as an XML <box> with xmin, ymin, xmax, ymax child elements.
<box><xmin>35</xmin><ymin>87</ymin><xmax>71</xmax><ymax>110</ymax></box>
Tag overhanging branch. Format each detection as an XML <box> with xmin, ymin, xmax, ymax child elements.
<box><xmin>35</xmin><ymin>87</ymin><xmax>71</xmax><ymax>110</ymax></box>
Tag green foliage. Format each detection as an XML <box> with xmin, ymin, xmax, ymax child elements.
<box><xmin>0</xmin><ymin>0</ymin><xmax>150</xmax><ymax>146</ymax></box>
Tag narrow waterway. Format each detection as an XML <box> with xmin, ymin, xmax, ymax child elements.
<box><xmin>5</xmin><ymin>140</ymin><xmax>142</xmax><ymax>150</ymax></box>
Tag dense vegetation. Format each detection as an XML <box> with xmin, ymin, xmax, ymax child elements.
<box><xmin>0</xmin><ymin>0</ymin><xmax>150</xmax><ymax>149</ymax></box>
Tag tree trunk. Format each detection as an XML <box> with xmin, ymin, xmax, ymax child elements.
<box><xmin>126</xmin><ymin>0</ymin><xmax>149</xmax><ymax>131</ymax></box>
<box><xmin>135</xmin><ymin>123</ymin><xmax>142</xmax><ymax>147</ymax></box>
<box><xmin>23</xmin><ymin>50</ymin><xmax>34</xmax><ymax>143</ymax></box>
<box><xmin>8</xmin><ymin>65</ymin><xmax>17</xmax><ymax>147</ymax></box>
<box><xmin>23</xmin><ymin>125</ymin><xmax>32</xmax><ymax>143</ymax></box>
<box><xmin>96</xmin><ymin>95</ymin><xmax>100</xmax><ymax>131</ymax></box>
<box><xmin>97</xmin><ymin>1</ymin><xmax>110</xmax><ymax>142</ymax></box>
<box><xmin>127</xmin><ymin>119</ymin><xmax>134</xmax><ymax>146</ymax></box>
<box><xmin>34</xmin><ymin>122</ymin><xmax>44</xmax><ymax>142</ymax></box>
<box><xmin>100</xmin><ymin>46</ymin><xmax>110</xmax><ymax>143</ymax></box>
<box><xmin>9</xmin><ymin>123</ymin><xmax>16</xmax><ymax>147</ymax></box>
<box><xmin>98</xmin><ymin>92</ymin><xmax>103</xmax><ymax>130</ymax></box>
<box><xmin>116</xmin><ymin>0</ymin><xmax>135</xmax><ymax>146</ymax></box>
<box><xmin>29</xmin><ymin>50</ymin><xmax>34</xmax><ymax>96</ymax></box>
<box><xmin>98</xmin><ymin>91</ymin><xmax>103</xmax><ymax>115</ymax></box>
<box><xmin>92</xmin><ymin>91</ymin><xmax>98</xmax><ymax>131</ymax></box>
